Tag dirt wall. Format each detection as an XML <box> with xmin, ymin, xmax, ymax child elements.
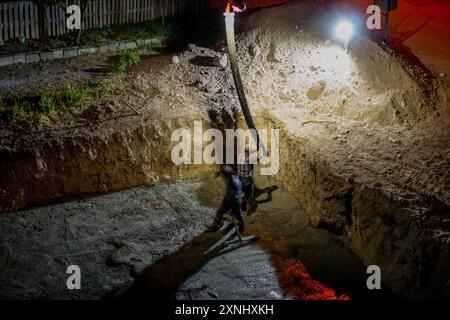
<box><xmin>248</xmin><ymin>114</ymin><xmax>450</xmax><ymax>299</ymax></box>
<box><xmin>0</xmin><ymin>118</ymin><xmax>214</xmax><ymax>212</ymax></box>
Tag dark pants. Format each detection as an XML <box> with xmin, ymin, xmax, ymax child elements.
<box><xmin>217</xmin><ymin>196</ymin><xmax>243</xmax><ymax>221</ymax></box>
<box><xmin>217</xmin><ymin>175</ymin><xmax>244</xmax><ymax>221</ymax></box>
<box><xmin>239</xmin><ymin>176</ymin><xmax>254</xmax><ymax>201</ymax></box>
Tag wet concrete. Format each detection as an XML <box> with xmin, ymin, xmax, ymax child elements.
<box><xmin>0</xmin><ymin>176</ymin><xmax>395</xmax><ymax>300</ymax></box>
<box><xmin>0</xmin><ymin>180</ymin><xmax>214</xmax><ymax>299</ymax></box>
<box><xmin>176</xmin><ymin>176</ymin><xmax>396</xmax><ymax>300</ymax></box>
<box><xmin>117</xmin><ymin>175</ymin><xmax>395</xmax><ymax>300</ymax></box>
<box><xmin>176</xmin><ymin>244</ymin><xmax>285</xmax><ymax>300</ymax></box>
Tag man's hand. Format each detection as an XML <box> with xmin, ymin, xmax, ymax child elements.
<box><xmin>228</xmin><ymin>0</ymin><xmax>246</xmax><ymax>12</ymax></box>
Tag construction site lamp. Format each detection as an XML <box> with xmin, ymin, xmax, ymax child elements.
<box><xmin>335</xmin><ymin>20</ymin><xmax>354</xmax><ymax>42</ymax></box>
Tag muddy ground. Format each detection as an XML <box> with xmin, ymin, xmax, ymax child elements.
<box><xmin>0</xmin><ymin>176</ymin><xmax>392</xmax><ymax>300</ymax></box>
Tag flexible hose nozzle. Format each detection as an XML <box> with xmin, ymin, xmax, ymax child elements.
<box><xmin>224</xmin><ymin>9</ymin><xmax>268</xmax><ymax>155</ymax></box>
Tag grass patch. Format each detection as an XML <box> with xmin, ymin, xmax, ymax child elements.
<box><xmin>80</xmin><ymin>18</ymin><xmax>176</xmax><ymax>46</ymax></box>
<box><xmin>0</xmin><ymin>84</ymin><xmax>90</xmax><ymax>123</ymax></box>
<box><xmin>0</xmin><ymin>96</ymin><xmax>34</xmax><ymax>122</ymax></box>
<box><xmin>62</xmin><ymin>86</ymin><xmax>89</xmax><ymax>108</ymax></box>
<box><xmin>113</xmin><ymin>41</ymin><xmax>161</xmax><ymax>73</ymax></box>
<box><xmin>114</xmin><ymin>48</ymin><xmax>142</xmax><ymax>73</ymax></box>
<box><xmin>11</xmin><ymin>98</ymin><xmax>31</xmax><ymax>121</ymax></box>
<box><xmin>38</xmin><ymin>90</ymin><xmax>57</xmax><ymax>115</ymax></box>
<box><xmin>39</xmin><ymin>85</ymin><xmax>89</xmax><ymax>113</ymax></box>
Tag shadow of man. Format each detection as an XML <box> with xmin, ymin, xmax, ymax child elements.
<box><xmin>245</xmin><ymin>184</ymin><xmax>279</xmax><ymax>216</ymax></box>
<box><xmin>112</xmin><ymin>224</ymin><xmax>256</xmax><ymax>300</ymax></box>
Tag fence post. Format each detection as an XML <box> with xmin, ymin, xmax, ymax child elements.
<box><xmin>31</xmin><ymin>1</ymin><xmax>37</xmax><ymax>39</ymax></box>
<box><xmin>0</xmin><ymin>5</ymin><xmax>3</xmax><ymax>44</ymax></box>
<box><xmin>2</xmin><ymin>4</ymin><xmax>7</xmax><ymax>42</ymax></box>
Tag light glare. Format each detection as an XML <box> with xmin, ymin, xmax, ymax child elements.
<box><xmin>335</xmin><ymin>21</ymin><xmax>354</xmax><ymax>41</ymax></box>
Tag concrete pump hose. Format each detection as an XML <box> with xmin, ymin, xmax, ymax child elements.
<box><xmin>224</xmin><ymin>12</ymin><xmax>268</xmax><ymax>155</ymax></box>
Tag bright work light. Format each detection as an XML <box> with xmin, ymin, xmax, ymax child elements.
<box><xmin>335</xmin><ymin>20</ymin><xmax>354</xmax><ymax>41</ymax></box>
<box><xmin>335</xmin><ymin>20</ymin><xmax>354</xmax><ymax>51</ymax></box>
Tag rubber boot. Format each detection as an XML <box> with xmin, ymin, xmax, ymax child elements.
<box><xmin>237</xmin><ymin>217</ymin><xmax>245</xmax><ymax>233</ymax></box>
<box><xmin>247</xmin><ymin>199</ymin><xmax>258</xmax><ymax>216</ymax></box>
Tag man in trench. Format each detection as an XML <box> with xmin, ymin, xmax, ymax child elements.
<box><xmin>206</xmin><ymin>165</ymin><xmax>245</xmax><ymax>233</ymax></box>
<box><xmin>237</xmin><ymin>146</ymin><xmax>259</xmax><ymax>216</ymax></box>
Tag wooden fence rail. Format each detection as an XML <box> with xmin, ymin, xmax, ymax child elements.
<box><xmin>0</xmin><ymin>0</ymin><xmax>209</xmax><ymax>44</ymax></box>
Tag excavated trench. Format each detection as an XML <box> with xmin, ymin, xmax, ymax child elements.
<box><xmin>0</xmin><ymin>97</ymin><xmax>448</xmax><ymax>299</ymax></box>
<box><xmin>248</xmin><ymin>114</ymin><xmax>450</xmax><ymax>299</ymax></box>
<box><xmin>0</xmin><ymin>117</ymin><xmax>214</xmax><ymax>212</ymax></box>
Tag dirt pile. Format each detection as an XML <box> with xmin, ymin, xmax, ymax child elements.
<box><xmin>210</xmin><ymin>2</ymin><xmax>441</xmax><ymax>125</ymax></box>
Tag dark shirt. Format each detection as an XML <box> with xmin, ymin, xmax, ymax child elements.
<box><xmin>225</xmin><ymin>174</ymin><xmax>243</xmax><ymax>201</ymax></box>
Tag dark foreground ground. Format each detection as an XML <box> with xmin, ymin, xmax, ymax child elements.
<box><xmin>0</xmin><ymin>175</ymin><xmax>394</xmax><ymax>300</ymax></box>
